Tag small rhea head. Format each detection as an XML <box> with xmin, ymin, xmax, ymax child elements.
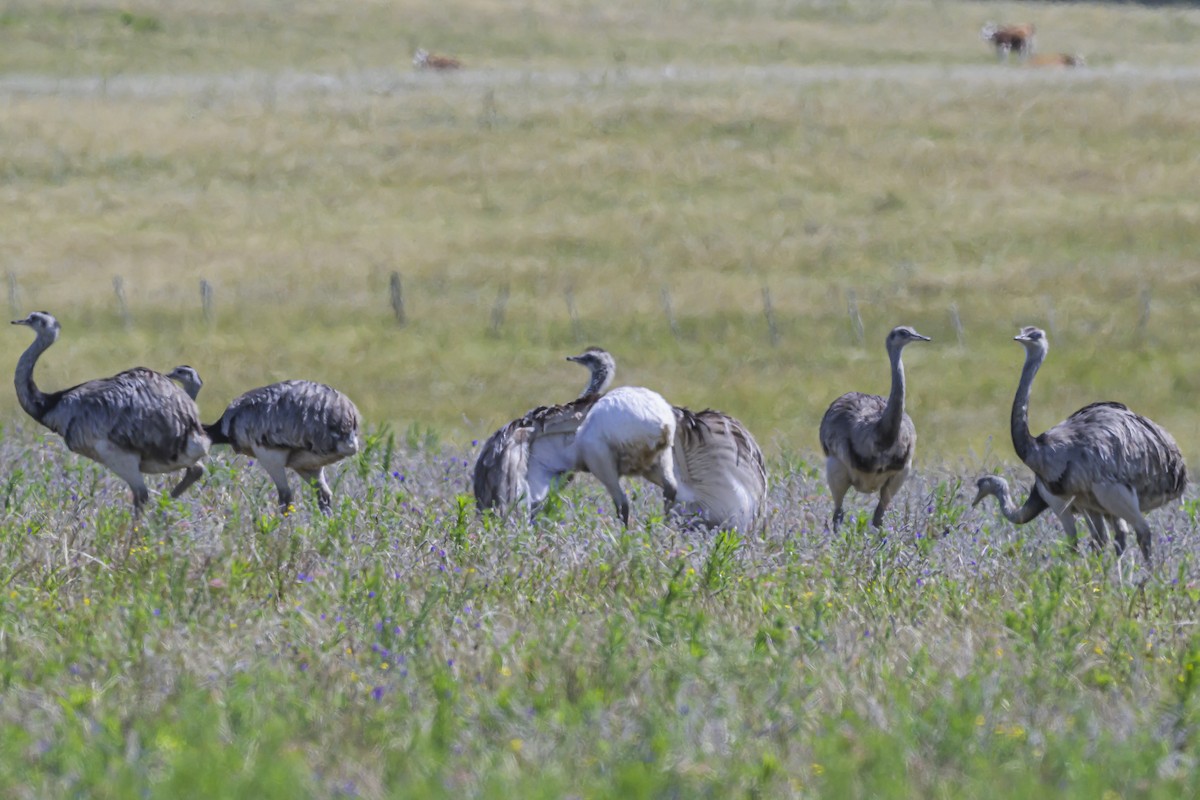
<box><xmin>413</xmin><ymin>49</ymin><xmax>429</xmax><ymax>67</ymax></box>
<box><xmin>566</xmin><ymin>346</ymin><xmax>612</xmax><ymax>367</ymax></box>
<box><xmin>566</xmin><ymin>347</ymin><xmax>616</xmax><ymax>399</ymax></box>
<box><xmin>167</xmin><ymin>365</ymin><xmax>202</xmax><ymax>385</ymax></box>
<box><xmin>166</xmin><ymin>365</ymin><xmax>203</xmax><ymax>400</ymax></box>
<box><xmin>11</xmin><ymin>311</ymin><xmax>60</xmax><ymax>338</ymax></box>
<box><xmin>980</xmin><ymin>22</ymin><xmax>998</xmax><ymax>40</ymax></box>
<box><xmin>886</xmin><ymin>325</ymin><xmax>931</xmax><ymax>350</ymax></box>
<box><xmin>971</xmin><ymin>475</ymin><xmax>1007</xmax><ymax>507</ymax></box>
<box><xmin>1013</xmin><ymin>326</ymin><xmax>1048</xmax><ymax>352</ymax></box>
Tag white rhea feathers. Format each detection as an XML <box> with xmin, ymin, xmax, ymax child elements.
<box><xmin>473</xmin><ymin>401</ymin><xmax>591</xmax><ymax>521</ymax></box>
<box><xmin>671</xmin><ymin>408</ymin><xmax>767</xmax><ymax>533</ymax></box>
<box><xmin>574</xmin><ymin>385</ymin><xmax>678</xmax><ymax>527</ymax></box>
<box><xmin>169</xmin><ymin>366</ymin><xmax>361</xmax><ymax>515</ymax></box>
<box><xmin>473</xmin><ymin>348</ymin><xmax>766</xmax><ymax>531</ymax></box>
<box><xmin>11</xmin><ymin>311</ymin><xmax>210</xmax><ymax>513</ymax></box>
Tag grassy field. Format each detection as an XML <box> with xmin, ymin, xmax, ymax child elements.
<box><xmin>4</xmin><ymin>0</ymin><xmax>1200</xmax><ymax>796</ymax></box>
<box><xmin>2</xmin><ymin>427</ymin><xmax>1200</xmax><ymax>798</ymax></box>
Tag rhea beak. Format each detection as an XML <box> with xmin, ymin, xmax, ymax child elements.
<box><xmin>916</xmin><ymin>333</ymin><xmax>932</xmax><ymax>342</ymax></box>
<box><xmin>566</xmin><ymin>355</ymin><xmax>582</xmax><ymax>363</ymax></box>
<box><xmin>11</xmin><ymin>319</ymin><xmax>28</xmax><ymax>326</ymax></box>
<box><xmin>970</xmin><ymin>490</ymin><xmax>985</xmax><ymax>508</ymax></box>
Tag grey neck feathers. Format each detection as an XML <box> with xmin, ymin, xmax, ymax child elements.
<box><xmin>989</xmin><ymin>480</ymin><xmax>1020</xmax><ymax>521</ymax></box>
<box><xmin>578</xmin><ymin>361</ymin><xmax>613</xmax><ymax>400</ymax></box>
<box><xmin>14</xmin><ymin>331</ymin><xmax>53</xmax><ymax>423</ymax></box>
<box><xmin>1010</xmin><ymin>347</ymin><xmax>1043</xmax><ymax>464</ymax></box>
<box><xmin>985</xmin><ymin>480</ymin><xmax>1021</xmax><ymax>523</ymax></box>
<box><xmin>876</xmin><ymin>344</ymin><xmax>907</xmax><ymax>445</ymax></box>
<box><xmin>982</xmin><ymin>478</ymin><xmax>1047</xmax><ymax>525</ymax></box>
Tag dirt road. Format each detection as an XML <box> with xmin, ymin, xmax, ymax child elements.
<box><xmin>2</xmin><ymin>62</ymin><xmax>1198</xmax><ymax>101</ymax></box>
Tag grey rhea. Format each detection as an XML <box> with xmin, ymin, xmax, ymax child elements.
<box><xmin>170</xmin><ymin>367</ymin><xmax>361</xmax><ymax>514</ymax></box>
<box><xmin>473</xmin><ymin>347</ymin><xmax>767</xmax><ymax>531</ymax></box>
<box><xmin>819</xmin><ymin>325</ymin><xmax>931</xmax><ymax>531</ymax></box>
<box><xmin>971</xmin><ymin>474</ymin><xmax>1133</xmax><ymax>554</ymax></box>
<box><xmin>11</xmin><ymin>311</ymin><xmax>210</xmax><ymax>513</ymax></box>
<box><xmin>1002</xmin><ymin>326</ymin><xmax>1187</xmax><ymax>563</ymax></box>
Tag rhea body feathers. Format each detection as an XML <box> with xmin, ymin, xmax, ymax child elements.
<box><xmin>206</xmin><ymin>380</ymin><xmax>361</xmax><ymax>463</ymax></box>
<box><xmin>475</xmin><ymin>348</ymin><xmax>678</xmax><ymax>528</ymax></box>
<box><xmin>172</xmin><ymin>367</ymin><xmax>361</xmax><ymax>514</ymax></box>
<box><xmin>12</xmin><ymin>311</ymin><xmax>209</xmax><ymax>511</ymax></box>
<box><xmin>820</xmin><ymin>325</ymin><xmax>930</xmax><ymax>530</ymax></box>
<box><xmin>574</xmin><ymin>384</ymin><xmax>678</xmax><ymax>526</ymax></box>
<box><xmin>1004</xmin><ymin>326</ymin><xmax>1186</xmax><ymax>561</ymax></box>
<box><xmin>472</xmin><ymin>347</ymin><xmax>613</xmax><ymax>518</ymax></box>
<box><xmin>473</xmin><ymin>398</ymin><xmax>593</xmax><ymax>518</ymax></box>
<box><xmin>473</xmin><ymin>348</ymin><xmax>765</xmax><ymax>530</ymax></box>
<box><xmin>671</xmin><ymin>407</ymin><xmax>767</xmax><ymax>532</ymax></box>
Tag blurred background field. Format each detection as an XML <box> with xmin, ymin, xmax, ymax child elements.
<box><xmin>3</xmin><ymin>0</ymin><xmax>1200</xmax><ymax>465</ymax></box>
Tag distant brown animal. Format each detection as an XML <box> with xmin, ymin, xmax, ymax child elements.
<box><xmin>980</xmin><ymin>23</ymin><xmax>1036</xmax><ymax>62</ymax></box>
<box><xmin>413</xmin><ymin>49</ymin><xmax>462</xmax><ymax>71</ymax></box>
<box><xmin>1027</xmin><ymin>53</ymin><xmax>1086</xmax><ymax>68</ymax></box>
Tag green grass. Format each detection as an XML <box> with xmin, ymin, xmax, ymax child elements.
<box><xmin>2</xmin><ymin>427</ymin><xmax>1200</xmax><ymax>798</ymax></box>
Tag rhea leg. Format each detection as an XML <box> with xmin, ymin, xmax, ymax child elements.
<box><xmin>1111</xmin><ymin>517</ymin><xmax>1130</xmax><ymax>555</ymax></box>
<box><xmin>582</xmin><ymin>447</ymin><xmax>630</xmax><ymax>526</ymax></box>
<box><xmin>872</xmin><ymin>467</ymin><xmax>909</xmax><ymax>529</ymax></box>
<box><xmin>1036</xmin><ymin>482</ymin><xmax>1082</xmax><ymax>551</ymax></box>
<box><xmin>1092</xmin><ymin>483</ymin><xmax>1153</xmax><ymax>563</ymax></box>
<box><xmin>1081</xmin><ymin>509</ymin><xmax>1107</xmax><ymax>550</ymax></box>
<box><xmin>524</xmin><ymin>467</ymin><xmax>553</xmax><ymax>523</ymax></box>
<box><xmin>298</xmin><ymin>467</ymin><xmax>333</xmax><ymax>515</ymax></box>
<box><xmin>170</xmin><ymin>464</ymin><xmax>205</xmax><ymax>499</ymax></box>
<box><xmin>252</xmin><ymin>447</ymin><xmax>294</xmax><ymax>512</ymax></box>
<box><xmin>643</xmin><ymin>449</ymin><xmax>679</xmax><ymax>518</ymax></box>
<box><xmin>825</xmin><ymin>457</ymin><xmax>852</xmax><ymax>531</ymax></box>
<box><xmin>95</xmin><ymin>441</ymin><xmax>150</xmax><ymax>513</ymax></box>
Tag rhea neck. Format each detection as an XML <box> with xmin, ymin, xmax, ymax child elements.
<box><xmin>175</xmin><ymin>374</ymin><xmax>202</xmax><ymax>401</ymax></box>
<box><xmin>977</xmin><ymin>476</ymin><xmax>1047</xmax><ymax>525</ymax></box>
<box><xmin>1010</xmin><ymin>344</ymin><xmax>1045</xmax><ymax>464</ymax></box>
<box><xmin>876</xmin><ymin>341</ymin><xmax>908</xmax><ymax>445</ymax></box>
<box><xmin>14</xmin><ymin>326</ymin><xmax>57</xmax><ymax>423</ymax></box>
<box><xmin>978</xmin><ymin>478</ymin><xmax>1020</xmax><ymax>521</ymax></box>
<box><xmin>577</xmin><ymin>360</ymin><xmax>614</xmax><ymax>400</ymax></box>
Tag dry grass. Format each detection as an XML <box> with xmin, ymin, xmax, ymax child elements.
<box><xmin>3</xmin><ymin>0</ymin><xmax>1200</xmax><ymax>464</ymax></box>
<box><xmin>4</xmin><ymin>1</ymin><xmax>1200</xmax><ymax>75</ymax></box>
